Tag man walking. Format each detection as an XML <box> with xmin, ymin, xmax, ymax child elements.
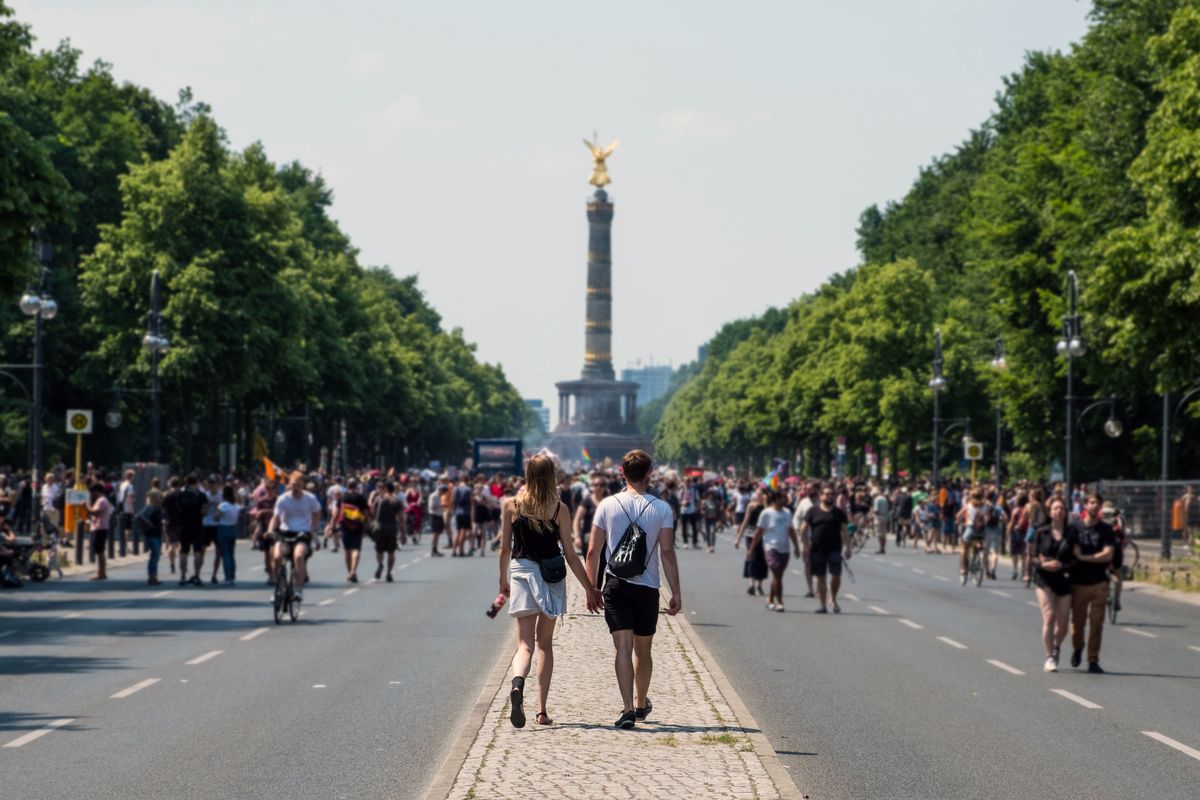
<box><xmin>1069</xmin><ymin>493</ymin><xmax>1116</xmax><ymax>673</ymax></box>
<box><xmin>586</xmin><ymin>450</ymin><xmax>680</xmax><ymax>730</ymax></box>
<box><xmin>800</xmin><ymin>484</ymin><xmax>852</xmax><ymax>614</ymax></box>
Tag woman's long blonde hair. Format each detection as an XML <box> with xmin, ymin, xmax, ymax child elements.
<box><xmin>516</xmin><ymin>453</ymin><xmax>558</xmax><ymax>520</ymax></box>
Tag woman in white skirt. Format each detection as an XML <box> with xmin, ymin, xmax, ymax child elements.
<box><xmin>499</xmin><ymin>453</ymin><xmax>602</xmax><ymax>727</ymax></box>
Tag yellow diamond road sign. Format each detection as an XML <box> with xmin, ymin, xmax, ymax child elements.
<box><xmin>67</xmin><ymin>409</ymin><xmax>93</xmax><ymax>435</ymax></box>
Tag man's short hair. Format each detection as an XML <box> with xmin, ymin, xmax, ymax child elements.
<box><xmin>621</xmin><ymin>450</ymin><xmax>652</xmax><ymax>483</ymax></box>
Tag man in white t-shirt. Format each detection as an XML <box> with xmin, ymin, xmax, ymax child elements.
<box><xmin>872</xmin><ymin>489</ymin><xmax>891</xmax><ymax>555</ymax></box>
<box><xmin>269</xmin><ymin>471</ymin><xmax>322</xmax><ymax>601</ymax></box>
<box><xmin>586</xmin><ymin>449</ymin><xmax>680</xmax><ymax>731</ymax></box>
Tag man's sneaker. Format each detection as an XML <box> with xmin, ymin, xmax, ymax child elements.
<box><xmin>293</xmin><ymin>591</ymin><xmax>303</xmax><ymax>603</ymax></box>
<box><xmin>803</xmin><ymin>591</ymin><xmax>815</xmax><ymax>598</ymax></box>
<box><xmin>766</xmin><ymin>602</ymin><xmax>776</xmax><ymax>611</ymax></box>
<box><xmin>1070</xmin><ymin>648</ymin><xmax>1082</xmax><ymax>668</ymax></box>
<box><xmin>189</xmin><ymin>575</ymin><xmax>203</xmax><ymax>586</ymax></box>
<box><xmin>386</xmin><ymin>573</ymin><xmax>394</xmax><ymax>583</ymax></box>
<box><xmin>375</xmin><ymin>565</ymin><xmax>383</xmax><ymax>580</ymax></box>
<box><xmin>615</xmin><ymin>709</ymin><xmax>636</xmax><ymax>730</ymax></box>
<box><xmin>635</xmin><ymin>698</ymin><xmax>653</xmax><ymax>720</ymax></box>
<box><xmin>1043</xmin><ymin>657</ymin><xmax>1057</xmax><ymax>673</ymax></box>
<box><xmin>1087</xmin><ymin>662</ymin><xmax>1105</xmax><ymax>674</ymax></box>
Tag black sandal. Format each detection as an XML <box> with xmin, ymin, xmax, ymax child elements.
<box><xmin>535</xmin><ymin>710</ymin><xmax>552</xmax><ymax>725</ymax></box>
<box><xmin>510</xmin><ymin>681</ymin><xmax>525</xmax><ymax>729</ymax></box>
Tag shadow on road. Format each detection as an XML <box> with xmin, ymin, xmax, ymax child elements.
<box><xmin>1</xmin><ymin>655</ymin><xmax>126</xmax><ymax>676</ymax></box>
<box><xmin>0</xmin><ymin>712</ymin><xmax>92</xmax><ymax>733</ymax></box>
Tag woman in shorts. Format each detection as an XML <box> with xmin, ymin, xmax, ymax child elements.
<box><xmin>498</xmin><ymin>453</ymin><xmax>601</xmax><ymax>728</ymax></box>
<box><xmin>749</xmin><ymin>489</ymin><xmax>800</xmax><ymax>612</ymax></box>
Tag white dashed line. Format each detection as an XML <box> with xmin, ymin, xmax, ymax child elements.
<box><xmin>185</xmin><ymin>650</ymin><xmax>224</xmax><ymax>665</ymax></box>
<box><xmin>1026</xmin><ymin>601</ymin><xmax>1040</xmax><ymax>608</ymax></box>
<box><xmin>890</xmin><ymin>561</ymin><xmax>904</xmax><ymax>568</ymax></box>
<box><xmin>111</xmin><ymin>678</ymin><xmax>160</xmax><ymax>699</ymax></box>
<box><xmin>989</xmin><ymin>590</ymin><xmax>1011</xmax><ymax>598</ymax></box>
<box><xmin>898</xmin><ymin>619</ymin><xmax>924</xmax><ymax>630</ymax></box>
<box><xmin>61</xmin><ymin>612</ymin><xmax>83</xmax><ymax>620</ymax></box>
<box><xmin>934</xmin><ymin>575</ymin><xmax>950</xmax><ymax>582</ymax></box>
<box><xmin>3</xmin><ymin>718</ymin><xmax>74</xmax><ymax>748</ymax></box>
<box><xmin>151</xmin><ymin>590</ymin><xmax>173</xmax><ymax>598</ymax></box>
<box><xmin>986</xmin><ymin>659</ymin><xmax>1025</xmax><ymax>676</ymax></box>
<box><xmin>1123</xmin><ymin>628</ymin><xmax>1158</xmax><ymax>639</ymax></box>
<box><xmin>1189</xmin><ymin>646</ymin><xmax>1200</xmax><ymax>654</ymax></box>
<box><xmin>249</xmin><ymin>565</ymin><xmax>264</xmax><ymax>572</ymax></box>
<box><xmin>343</xmin><ymin>588</ymin><xmax>359</xmax><ymax>596</ymax></box>
<box><xmin>1142</xmin><ymin>731</ymin><xmax>1200</xmax><ymax>762</ymax></box>
<box><xmin>318</xmin><ymin>599</ymin><xmax>335</xmax><ymax>606</ymax></box>
<box><xmin>1050</xmin><ymin>689</ymin><xmax>1102</xmax><ymax>709</ymax></box>
<box><xmin>312</xmin><ymin>684</ymin><xmax>327</xmax><ymax>689</ymax></box>
<box><xmin>398</xmin><ymin>564</ymin><xmax>410</xmax><ymax>570</ymax></box>
<box><xmin>239</xmin><ymin>627</ymin><xmax>269</xmax><ymax>642</ymax></box>
<box><xmin>843</xmin><ymin>593</ymin><xmax>860</xmax><ymax>602</ymax></box>
<box><xmin>0</xmin><ymin>630</ymin><xmax>16</xmax><ymax>640</ymax></box>
<box><xmin>937</xmin><ymin>636</ymin><xmax>968</xmax><ymax>650</ymax></box>
<box><xmin>868</xmin><ymin>606</ymin><xmax>889</xmax><ymax>615</ymax></box>
<box><xmin>911</xmin><ymin>568</ymin><xmax>926</xmax><ymax>575</ymax></box>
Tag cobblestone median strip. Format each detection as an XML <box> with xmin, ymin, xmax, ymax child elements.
<box><xmin>436</xmin><ymin>587</ymin><xmax>806</xmax><ymax>800</ymax></box>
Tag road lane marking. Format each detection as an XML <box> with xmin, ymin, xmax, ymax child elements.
<box><xmin>890</xmin><ymin>561</ymin><xmax>904</xmax><ymax>568</ymax></box>
<box><xmin>868</xmin><ymin>606</ymin><xmax>889</xmax><ymax>615</ymax></box>
<box><xmin>239</xmin><ymin>627</ymin><xmax>269</xmax><ymax>642</ymax></box>
<box><xmin>313</xmin><ymin>684</ymin><xmax>326</xmax><ymax>689</ymax></box>
<box><xmin>1050</xmin><ymin>689</ymin><xmax>1102</xmax><ymax>709</ymax></box>
<box><xmin>3</xmin><ymin>718</ymin><xmax>74</xmax><ymax>748</ymax></box>
<box><xmin>111</xmin><ymin>678</ymin><xmax>160</xmax><ymax>699</ymax></box>
<box><xmin>0</xmin><ymin>630</ymin><xmax>16</xmax><ymax>640</ymax></box>
<box><xmin>1026</xmin><ymin>601</ymin><xmax>1040</xmax><ymax>607</ymax></box>
<box><xmin>989</xmin><ymin>590</ymin><xmax>1011</xmax><ymax>598</ymax></box>
<box><xmin>1189</xmin><ymin>646</ymin><xmax>1200</xmax><ymax>654</ymax></box>
<box><xmin>151</xmin><ymin>590</ymin><xmax>174</xmax><ymax>598</ymax></box>
<box><xmin>986</xmin><ymin>659</ymin><xmax>1025</xmax><ymax>676</ymax></box>
<box><xmin>911</xmin><ymin>568</ymin><xmax>926</xmax><ymax>575</ymax></box>
<box><xmin>1123</xmin><ymin>628</ymin><xmax>1158</xmax><ymax>639</ymax></box>
<box><xmin>367</xmin><ymin>578</ymin><xmax>379</xmax><ymax>584</ymax></box>
<box><xmin>249</xmin><ymin>565</ymin><xmax>263</xmax><ymax>572</ymax></box>
<box><xmin>898</xmin><ymin>619</ymin><xmax>924</xmax><ymax>630</ymax></box>
<box><xmin>843</xmin><ymin>593</ymin><xmax>860</xmax><ymax>602</ymax></box>
<box><xmin>61</xmin><ymin>612</ymin><xmax>83</xmax><ymax>620</ymax></box>
<box><xmin>937</xmin><ymin>636</ymin><xmax>968</xmax><ymax>650</ymax></box>
<box><xmin>1142</xmin><ymin>731</ymin><xmax>1200</xmax><ymax>762</ymax></box>
<box><xmin>185</xmin><ymin>650</ymin><xmax>224</xmax><ymax>665</ymax></box>
<box><xmin>934</xmin><ymin>575</ymin><xmax>950</xmax><ymax>582</ymax></box>
<box><xmin>343</xmin><ymin>588</ymin><xmax>359</xmax><ymax>596</ymax></box>
<box><xmin>398</xmin><ymin>564</ymin><xmax>410</xmax><ymax>570</ymax></box>
<box><xmin>318</xmin><ymin>599</ymin><xmax>335</xmax><ymax>606</ymax></box>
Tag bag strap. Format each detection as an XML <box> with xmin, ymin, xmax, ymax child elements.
<box><xmin>607</xmin><ymin>494</ymin><xmax>656</xmax><ymax>564</ymax></box>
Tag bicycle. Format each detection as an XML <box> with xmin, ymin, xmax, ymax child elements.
<box><xmin>850</xmin><ymin>523</ymin><xmax>869</xmax><ymax>554</ymax></box>
<box><xmin>272</xmin><ymin>535</ymin><xmax>304</xmax><ymax>624</ymax></box>
<box><xmin>962</xmin><ymin>538</ymin><xmax>985</xmax><ymax>587</ymax></box>
<box><xmin>1107</xmin><ymin>538</ymin><xmax>1140</xmax><ymax>625</ymax></box>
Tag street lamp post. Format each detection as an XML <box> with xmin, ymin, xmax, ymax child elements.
<box><xmin>929</xmin><ymin>329</ymin><xmax>947</xmax><ymax>487</ymax></box>
<box><xmin>20</xmin><ymin>237</ymin><xmax>57</xmax><ymax>515</ymax></box>
<box><xmin>142</xmin><ymin>271</ymin><xmax>170</xmax><ymax>463</ymax></box>
<box><xmin>991</xmin><ymin>337</ymin><xmax>1007</xmax><ymax>483</ymax></box>
<box><xmin>1056</xmin><ymin>270</ymin><xmax>1086</xmax><ymax>492</ymax></box>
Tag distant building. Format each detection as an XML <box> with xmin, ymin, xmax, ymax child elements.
<box><xmin>620</xmin><ymin>362</ymin><xmax>675</xmax><ymax>407</ymax></box>
<box><xmin>524</xmin><ymin>398</ymin><xmax>550</xmax><ymax>433</ymax></box>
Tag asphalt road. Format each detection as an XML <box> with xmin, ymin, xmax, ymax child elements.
<box><xmin>681</xmin><ymin>530</ymin><xmax>1200</xmax><ymax>800</ymax></box>
<box><xmin>0</xmin><ymin>540</ymin><xmax>512</xmax><ymax>800</ymax></box>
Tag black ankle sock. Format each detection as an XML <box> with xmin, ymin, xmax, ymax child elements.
<box><xmin>512</xmin><ymin>676</ymin><xmax>524</xmax><ymax>691</ymax></box>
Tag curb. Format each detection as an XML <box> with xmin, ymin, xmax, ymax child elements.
<box><xmin>1125</xmin><ymin>580</ymin><xmax>1200</xmax><ymax>608</ymax></box>
<box><xmin>665</xmin><ymin>589</ymin><xmax>809</xmax><ymax>800</ymax></box>
<box><xmin>421</xmin><ymin>627</ymin><xmax>513</xmax><ymax>800</ymax></box>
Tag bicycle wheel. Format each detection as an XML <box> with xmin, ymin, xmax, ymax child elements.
<box><xmin>288</xmin><ymin>569</ymin><xmax>300</xmax><ymax>622</ymax></box>
<box><xmin>1128</xmin><ymin>540</ymin><xmax>1140</xmax><ymax>569</ymax></box>
<box><xmin>972</xmin><ymin>550</ymin><xmax>984</xmax><ymax>587</ymax></box>
<box><xmin>273</xmin><ymin>566</ymin><xmax>285</xmax><ymax>625</ymax></box>
<box><xmin>1107</xmin><ymin>588</ymin><xmax>1118</xmax><ymax>625</ymax></box>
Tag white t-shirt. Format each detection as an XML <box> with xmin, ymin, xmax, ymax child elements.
<box><xmin>756</xmin><ymin>507</ymin><xmax>793</xmax><ymax>554</ymax></box>
<box><xmin>274</xmin><ymin>491</ymin><xmax>321</xmax><ymax>533</ymax></box>
<box><xmin>593</xmin><ymin>491</ymin><xmax>675</xmax><ymax>590</ymax></box>
<box><xmin>792</xmin><ymin>497</ymin><xmax>814</xmax><ymax>531</ymax></box>
<box><xmin>217</xmin><ymin>500</ymin><xmax>241</xmax><ymax>527</ymax></box>
<box><xmin>873</xmin><ymin>494</ymin><xmax>890</xmax><ymax>516</ymax></box>
<box><xmin>118</xmin><ymin>480</ymin><xmax>136</xmax><ymax>513</ymax></box>
<box><xmin>203</xmin><ymin>489</ymin><xmax>221</xmax><ymax>527</ymax></box>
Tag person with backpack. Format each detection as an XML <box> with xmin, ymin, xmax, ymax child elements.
<box><xmin>983</xmin><ymin>491</ymin><xmax>1007</xmax><ymax>580</ymax></box>
<box><xmin>586</xmin><ymin>449</ymin><xmax>680</xmax><ymax>730</ymax></box>
<box><xmin>958</xmin><ymin>489</ymin><xmax>989</xmax><ymax>579</ymax></box>
<box><xmin>336</xmin><ymin>479</ymin><xmax>369</xmax><ymax>583</ymax></box>
<box><xmin>134</xmin><ymin>488</ymin><xmax>165</xmax><ymax>586</ymax></box>
<box><xmin>498</xmin><ymin>452</ymin><xmax>600</xmax><ymax>729</ymax></box>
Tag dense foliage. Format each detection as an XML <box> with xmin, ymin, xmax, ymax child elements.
<box><xmin>0</xmin><ymin>4</ymin><xmax>524</xmax><ymax>470</ymax></box>
<box><xmin>656</xmin><ymin>0</ymin><xmax>1200</xmax><ymax>482</ymax></box>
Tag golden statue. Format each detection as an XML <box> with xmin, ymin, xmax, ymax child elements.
<box><xmin>584</xmin><ymin>136</ymin><xmax>620</xmax><ymax>188</ymax></box>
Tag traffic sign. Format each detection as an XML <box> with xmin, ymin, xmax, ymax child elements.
<box><xmin>964</xmin><ymin>440</ymin><xmax>984</xmax><ymax>461</ymax></box>
<box><xmin>66</xmin><ymin>409</ymin><xmax>93</xmax><ymax>435</ymax></box>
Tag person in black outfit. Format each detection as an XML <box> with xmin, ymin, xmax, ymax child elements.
<box><xmin>1068</xmin><ymin>493</ymin><xmax>1117</xmax><ymax>673</ymax></box>
<box><xmin>734</xmin><ymin>488</ymin><xmax>767</xmax><ymax>595</ymax></box>
<box><xmin>801</xmin><ymin>485</ymin><xmax>852</xmax><ymax>613</ymax></box>
<box><xmin>1032</xmin><ymin>496</ymin><xmax>1073</xmax><ymax>672</ymax></box>
<box><xmin>176</xmin><ymin>475</ymin><xmax>207</xmax><ymax>586</ymax></box>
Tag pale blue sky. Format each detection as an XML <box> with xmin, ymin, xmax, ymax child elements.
<box><xmin>15</xmin><ymin>1</ymin><xmax>1092</xmax><ymax>413</ymax></box>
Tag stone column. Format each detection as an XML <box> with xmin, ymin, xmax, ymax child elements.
<box><xmin>582</xmin><ymin>189</ymin><xmax>615</xmax><ymax>380</ymax></box>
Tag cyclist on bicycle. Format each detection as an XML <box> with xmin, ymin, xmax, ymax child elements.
<box><xmin>1102</xmin><ymin>501</ymin><xmax>1126</xmax><ymax>612</ymax></box>
<box><xmin>267</xmin><ymin>470</ymin><xmax>322</xmax><ymax>601</ymax></box>
<box><xmin>959</xmin><ymin>489</ymin><xmax>989</xmax><ymax>579</ymax></box>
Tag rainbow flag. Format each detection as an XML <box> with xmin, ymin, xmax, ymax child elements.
<box><xmin>762</xmin><ymin>467</ymin><xmax>781</xmax><ymax>490</ymax></box>
<box><xmin>581</xmin><ymin>448</ymin><xmax>593</xmax><ymax>465</ymax></box>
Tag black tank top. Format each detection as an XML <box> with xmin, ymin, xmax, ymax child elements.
<box><xmin>512</xmin><ymin>502</ymin><xmax>563</xmax><ymax>561</ymax></box>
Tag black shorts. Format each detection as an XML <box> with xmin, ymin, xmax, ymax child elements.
<box><xmin>473</xmin><ymin>506</ymin><xmax>490</xmax><ymax>524</ymax></box>
<box><xmin>92</xmin><ymin>529</ymin><xmax>109</xmax><ymax>553</ymax></box>
<box><xmin>342</xmin><ymin>530</ymin><xmax>364</xmax><ymax>551</ymax></box>
<box><xmin>203</xmin><ymin>527</ymin><xmax>218</xmax><ymax>547</ymax></box>
<box><xmin>455</xmin><ymin>513</ymin><xmax>471</xmax><ymax>531</ymax></box>
<box><xmin>490</xmin><ymin>507</ymin><xmax>501</xmax><ymax>523</ymax></box>
<box><xmin>811</xmin><ymin>550</ymin><xmax>843</xmax><ymax>578</ymax></box>
<box><xmin>603</xmin><ymin>579</ymin><xmax>660</xmax><ymax>637</ymax></box>
<box><xmin>430</xmin><ymin>515</ymin><xmax>445</xmax><ymax>534</ymax></box>
<box><xmin>180</xmin><ymin>526</ymin><xmax>205</xmax><ymax>554</ymax></box>
<box><xmin>375</xmin><ymin>530</ymin><xmax>398</xmax><ymax>553</ymax></box>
